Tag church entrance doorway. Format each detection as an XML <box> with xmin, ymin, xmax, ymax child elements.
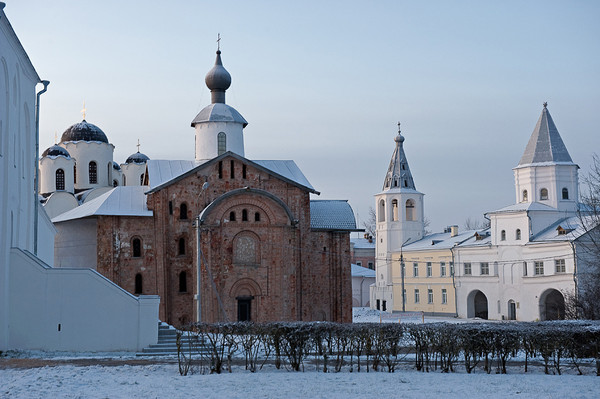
<box><xmin>508</xmin><ymin>300</ymin><xmax>516</xmax><ymax>320</ymax></box>
<box><xmin>236</xmin><ymin>296</ymin><xmax>253</xmax><ymax>321</ymax></box>
<box><xmin>467</xmin><ymin>290</ymin><xmax>488</xmax><ymax>319</ymax></box>
<box><xmin>540</xmin><ymin>289</ymin><xmax>565</xmax><ymax>320</ymax></box>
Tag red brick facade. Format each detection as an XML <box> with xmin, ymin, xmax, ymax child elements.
<box><xmin>96</xmin><ymin>153</ymin><xmax>352</xmax><ymax>326</ymax></box>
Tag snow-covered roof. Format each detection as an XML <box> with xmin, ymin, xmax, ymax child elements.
<box><xmin>530</xmin><ymin>215</ymin><xmax>596</xmax><ymax>242</ymax></box>
<box><xmin>351</xmin><ymin>264</ymin><xmax>376</xmax><ymax>278</ymax></box>
<box><xmin>403</xmin><ymin>229</ymin><xmax>479</xmax><ymax>252</ymax></box>
<box><xmin>351</xmin><ymin>237</ymin><xmax>375</xmax><ymax>249</ymax></box>
<box><xmin>487</xmin><ymin>201</ymin><xmax>557</xmax><ymax>215</ymax></box>
<box><xmin>147</xmin><ymin>160</ymin><xmax>203</xmax><ymax>191</ymax></box>
<box><xmin>310</xmin><ymin>200</ymin><xmax>358</xmax><ymax>231</ymax></box>
<box><xmin>146</xmin><ymin>153</ymin><xmax>317</xmax><ymax>194</ymax></box>
<box><xmin>191</xmin><ymin>103</ymin><xmax>248</xmax><ymax>127</ymax></box>
<box><xmin>52</xmin><ymin>186</ymin><xmax>152</xmax><ymax>222</ymax></box>
<box><xmin>455</xmin><ymin>228</ymin><xmax>492</xmax><ymax>248</ymax></box>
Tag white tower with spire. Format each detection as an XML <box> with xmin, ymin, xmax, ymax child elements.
<box><xmin>371</xmin><ymin>124</ymin><xmax>425</xmax><ymax>312</ymax></box>
<box><xmin>192</xmin><ymin>47</ymin><xmax>248</xmax><ymax>162</ymax></box>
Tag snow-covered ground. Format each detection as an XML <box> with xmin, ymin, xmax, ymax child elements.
<box><xmin>1</xmin><ymin>309</ymin><xmax>599</xmax><ymax>398</ymax></box>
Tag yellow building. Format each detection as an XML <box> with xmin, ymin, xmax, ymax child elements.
<box><xmin>391</xmin><ymin>226</ymin><xmax>476</xmax><ymax>316</ymax></box>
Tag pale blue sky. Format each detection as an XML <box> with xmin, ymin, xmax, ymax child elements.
<box><xmin>6</xmin><ymin>0</ymin><xmax>600</xmax><ymax>233</ymax></box>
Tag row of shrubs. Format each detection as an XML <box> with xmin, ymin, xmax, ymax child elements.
<box><xmin>176</xmin><ymin>321</ymin><xmax>600</xmax><ymax>376</ymax></box>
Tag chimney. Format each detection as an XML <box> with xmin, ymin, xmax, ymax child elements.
<box><xmin>450</xmin><ymin>225</ymin><xmax>459</xmax><ymax>237</ymax></box>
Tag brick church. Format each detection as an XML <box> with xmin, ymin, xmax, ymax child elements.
<box><xmin>49</xmin><ymin>48</ymin><xmax>357</xmax><ymax>326</ymax></box>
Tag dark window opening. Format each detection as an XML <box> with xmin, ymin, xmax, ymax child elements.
<box><xmin>169</xmin><ymin>201</ymin><xmax>173</xmax><ymax>215</ymax></box>
<box><xmin>73</xmin><ymin>164</ymin><xmax>77</xmax><ymax>184</ymax></box>
<box><xmin>89</xmin><ymin>161</ymin><xmax>97</xmax><ymax>184</ymax></box>
<box><xmin>382</xmin><ymin>300</ymin><xmax>387</xmax><ymax>311</ymax></box>
<box><xmin>237</xmin><ymin>297</ymin><xmax>252</xmax><ymax>321</ymax></box>
<box><xmin>179</xmin><ymin>271</ymin><xmax>187</xmax><ymax>293</ymax></box>
<box><xmin>562</xmin><ymin>188</ymin><xmax>569</xmax><ymax>200</ymax></box>
<box><xmin>132</xmin><ymin>238</ymin><xmax>141</xmax><ymax>258</ymax></box>
<box><xmin>218</xmin><ymin>161</ymin><xmax>223</xmax><ymax>179</ymax></box>
<box><xmin>178</xmin><ymin>237</ymin><xmax>186</xmax><ymax>255</ymax></box>
<box><xmin>242</xmin><ymin>209</ymin><xmax>248</xmax><ymax>221</ymax></box>
<box><xmin>242</xmin><ymin>164</ymin><xmax>247</xmax><ymax>179</ymax></box>
<box><xmin>254</xmin><ymin>212</ymin><xmax>260</xmax><ymax>222</ymax></box>
<box><xmin>376</xmin><ymin>299</ymin><xmax>380</xmax><ymax>310</ymax></box>
<box><xmin>180</xmin><ymin>203</ymin><xmax>188</xmax><ymax>220</ymax></box>
<box><xmin>113</xmin><ymin>179</ymin><xmax>118</xmax><ymax>187</ymax></box>
<box><xmin>229</xmin><ymin>211</ymin><xmax>236</xmax><ymax>221</ymax></box>
<box><xmin>230</xmin><ymin>160</ymin><xmax>235</xmax><ymax>179</ymax></box>
<box><xmin>140</xmin><ymin>174</ymin><xmax>144</xmax><ymax>185</ymax></box>
<box><xmin>56</xmin><ymin>169</ymin><xmax>65</xmax><ymax>190</ymax></box>
<box><xmin>135</xmin><ymin>273</ymin><xmax>143</xmax><ymax>294</ymax></box>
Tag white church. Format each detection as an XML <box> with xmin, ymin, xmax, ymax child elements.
<box><xmin>372</xmin><ymin>104</ymin><xmax>598</xmax><ymax>321</ymax></box>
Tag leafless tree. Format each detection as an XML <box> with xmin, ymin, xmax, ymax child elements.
<box><xmin>463</xmin><ymin>217</ymin><xmax>490</xmax><ymax>231</ymax></box>
<box><xmin>362</xmin><ymin>206</ymin><xmax>376</xmax><ymax>238</ymax></box>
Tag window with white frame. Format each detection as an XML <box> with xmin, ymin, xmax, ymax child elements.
<box><xmin>413</xmin><ymin>262</ymin><xmax>419</xmax><ymax>277</ymax></box>
<box><xmin>555</xmin><ymin>259</ymin><xmax>566</xmax><ymax>273</ymax></box>
<box><xmin>441</xmin><ymin>289</ymin><xmax>447</xmax><ymax>304</ymax></box>
<box><xmin>426</xmin><ymin>262</ymin><xmax>432</xmax><ymax>277</ymax></box>
<box><xmin>464</xmin><ymin>262</ymin><xmax>472</xmax><ymax>275</ymax></box>
<box><xmin>427</xmin><ymin>289</ymin><xmax>433</xmax><ymax>304</ymax></box>
<box><xmin>534</xmin><ymin>261</ymin><xmax>544</xmax><ymax>275</ymax></box>
<box><xmin>440</xmin><ymin>262</ymin><xmax>446</xmax><ymax>277</ymax></box>
<box><xmin>480</xmin><ymin>262</ymin><xmax>489</xmax><ymax>275</ymax></box>
<box><xmin>414</xmin><ymin>289</ymin><xmax>420</xmax><ymax>303</ymax></box>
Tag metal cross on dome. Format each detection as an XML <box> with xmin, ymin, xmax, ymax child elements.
<box><xmin>397</xmin><ymin>121</ymin><xmax>401</xmax><ymax>134</ymax></box>
<box><xmin>217</xmin><ymin>33</ymin><xmax>221</xmax><ymax>51</ymax></box>
<box><xmin>136</xmin><ymin>139</ymin><xmax>141</xmax><ymax>152</ymax></box>
<box><xmin>81</xmin><ymin>101</ymin><xmax>86</xmax><ymax>120</ymax></box>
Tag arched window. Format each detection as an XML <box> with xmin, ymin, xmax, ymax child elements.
<box><xmin>73</xmin><ymin>164</ymin><xmax>77</xmax><ymax>184</ymax></box>
<box><xmin>378</xmin><ymin>199</ymin><xmax>385</xmax><ymax>222</ymax></box>
<box><xmin>107</xmin><ymin>162</ymin><xmax>112</xmax><ymax>183</ymax></box>
<box><xmin>140</xmin><ymin>174</ymin><xmax>144</xmax><ymax>185</ymax></box>
<box><xmin>135</xmin><ymin>273</ymin><xmax>143</xmax><ymax>294</ymax></box>
<box><xmin>254</xmin><ymin>212</ymin><xmax>260</xmax><ymax>222</ymax></box>
<box><xmin>132</xmin><ymin>238</ymin><xmax>142</xmax><ymax>258</ymax></box>
<box><xmin>242</xmin><ymin>209</ymin><xmax>248</xmax><ymax>221</ymax></box>
<box><xmin>229</xmin><ymin>211</ymin><xmax>236</xmax><ymax>222</ymax></box>
<box><xmin>406</xmin><ymin>199</ymin><xmax>415</xmax><ymax>221</ymax></box>
<box><xmin>217</xmin><ymin>132</ymin><xmax>226</xmax><ymax>155</ymax></box>
<box><xmin>55</xmin><ymin>169</ymin><xmax>65</xmax><ymax>190</ymax></box>
<box><xmin>89</xmin><ymin>161</ymin><xmax>97</xmax><ymax>184</ymax></box>
<box><xmin>522</xmin><ymin>190</ymin><xmax>528</xmax><ymax>202</ymax></box>
<box><xmin>501</xmin><ymin>230</ymin><xmax>506</xmax><ymax>241</ymax></box>
<box><xmin>562</xmin><ymin>188</ymin><xmax>569</xmax><ymax>200</ymax></box>
<box><xmin>123</xmin><ymin>174</ymin><xmax>126</xmax><ymax>185</ymax></box>
<box><xmin>178</xmin><ymin>237</ymin><xmax>186</xmax><ymax>255</ymax></box>
<box><xmin>179</xmin><ymin>271</ymin><xmax>187</xmax><ymax>293</ymax></box>
<box><xmin>516</xmin><ymin>229</ymin><xmax>521</xmax><ymax>240</ymax></box>
<box><xmin>180</xmin><ymin>203</ymin><xmax>188</xmax><ymax>220</ymax></box>
<box><xmin>540</xmin><ymin>188</ymin><xmax>548</xmax><ymax>200</ymax></box>
<box><xmin>113</xmin><ymin>179</ymin><xmax>118</xmax><ymax>187</ymax></box>
<box><xmin>392</xmin><ymin>199</ymin><xmax>399</xmax><ymax>221</ymax></box>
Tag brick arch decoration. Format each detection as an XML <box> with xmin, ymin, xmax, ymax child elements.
<box><xmin>229</xmin><ymin>277</ymin><xmax>263</xmax><ymax>298</ymax></box>
<box><xmin>198</xmin><ymin>187</ymin><xmax>297</xmax><ymax>226</ymax></box>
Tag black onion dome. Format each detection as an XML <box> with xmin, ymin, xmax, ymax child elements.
<box><xmin>125</xmin><ymin>151</ymin><xmax>150</xmax><ymax>164</ymax></box>
<box><xmin>112</xmin><ymin>161</ymin><xmax>121</xmax><ymax>171</ymax></box>
<box><xmin>42</xmin><ymin>144</ymin><xmax>70</xmax><ymax>158</ymax></box>
<box><xmin>60</xmin><ymin>120</ymin><xmax>109</xmax><ymax>143</ymax></box>
<box><xmin>205</xmin><ymin>50</ymin><xmax>231</xmax><ymax>92</ymax></box>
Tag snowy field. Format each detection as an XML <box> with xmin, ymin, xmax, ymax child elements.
<box><xmin>1</xmin><ymin>309</ymin><xmax>599</xmax><ymax>398</ymax></box>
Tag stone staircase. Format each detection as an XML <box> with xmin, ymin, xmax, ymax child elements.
<box><xmin>137</xmin><ymin>322</ymin><xmax>209</xmax><ymax>357</ymax></box>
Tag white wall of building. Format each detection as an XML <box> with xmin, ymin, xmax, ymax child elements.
<box><xmin>352</xmin><ymin>275</ymin><xmax>375</xmax><ymax>307</ymax></box>
<box><xmin>8</xmin><ymin>248</ymin><xmax>158</xmax><ymax>351</ymax></box>
<box><xmin>43</xmin><ymin>192</ymin><xmax>79</xmax><ymax>220</ymax></box>
<box><xmin>195</xmin><ymin>121</ymin><xmax>244</xmax><ymax>161</ymax></box>
<box><xmin>121</xmin><ymin>162</ymin><xmax>146</xmax><ymax>186</ymax></box>
<box><xmin>39</xmin><ymin>155</ymin><xmax>75</xmax><ymax>194</ymax></box>
<box><xmin>62</xmin><ymin>141</ymin><xmax>114</xmax><ymax>190</ymax></box>
<box><xmin>54</xmin><ymin>218</ymin><xmax>98</xmax><ymax>269</ymax></box>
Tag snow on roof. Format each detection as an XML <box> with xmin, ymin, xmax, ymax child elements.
<box><xmin>147</xmin><ymin>160</ymin><xmax>203</xmax><ymax>191</ymax></box>
<box><xmin>351</xmin><ymin>264</ymin><xmax>376</xmax><ymax>278</ymax></box>
<box><xmin>310</xmin><ymin>200</ymin><xmax>358</xmax><ymax>231</ymax></box>
<box><xmin>253</xmin><ymin>160</ymin><xmax>315</xmax><ymax>192</ymax></box>
<box><xmin>351</xmin><ymin>237</ymin><xmax>375</xmax><ymax>249</ymax></box>
<box><xmin>487</xmin><ymin>201</ymin><xmax>557</xmax><ymax>214</ymax></box>
<box><xmin>530</xmin><ymin>215</ymin><xmax>596</xmax><ymax>242</ymax></box>
<box><xmin>403</xmin><ymin>229</ymin><xmax>479</xmax><ymax>252</ymax></box>
<box><xmin>456</xmin><ymin>228</ymin><xmax>492</xmax><ymax>248</ymax></box>
<box><xmin>52</xmin><ymin>186</ymin><xmax>152</xmax><ymax>222</ymax></box>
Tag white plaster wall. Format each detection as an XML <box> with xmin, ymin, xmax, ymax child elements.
<box><xmin>121</xmin><ymin>162</ymin><xmax>146</xmax><ymax>186</ymax></box>
<box><xmin>195</xmin><ymin>121</ymin><xmax>244</xmax><ymax>161</ymax></box>
<box><xmin>8</xmin><ymin>248</ymin><xmax>159</xmax><ymax>351</ymax></box>
<box><xmin>61</xmin><ymin>141</ymin><xmax>114</xmax><ymax>190</ymax></box>
<box><xmin>81</xmin><ymin>187</ymin><xmax>112</xmax><ymax>203</ymax></box>
<box><xmin>36</xmin><ymin>204</ymin><xmax>56</xmax><ymax>266</ymax></box>
<box><xmin>54</xmin><ymin>219</ymin><xmax>98</xmax><ymax>269</ymax></box>
<box><xmin>353</xmin><ymin>276</ymin><xmax>375</xmax><ymax>307</ymax></box>
<box><xmin>39</xmin><ymin>156</ymin><xmax>75</xmax><ymax>194</ymax></box>
<box><xmin>43</xmin><ymin>192</ymin><xmax>79</xmax><ymax>220</ymax></box>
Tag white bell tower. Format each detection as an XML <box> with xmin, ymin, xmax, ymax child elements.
<box><xmin>371</xmin><ymin>123</ymin><xmax>425</xmax><ymax>312</ymax></box>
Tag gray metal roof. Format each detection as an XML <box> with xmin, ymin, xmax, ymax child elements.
<box><xmin>518</xmin><ymin>105</ymin><xmax>573</xmax><ymax>166</ymax></box>
<box><xmin>403</xmin><ymin>229</ymin><xmax>479</xmax><ymax>251</ymax></box>
<box><xmin>253</xmin><ymin>160</ymin><xmax>315</xmax><ymax>191</ymax></box>
<box><xmin>191</xmin><ymin>103</ymin><xmax>248</xmax><ymax>127</ymax></box>
<box><xmin>146</xmin><ymin>160</ymin><xmax>204</xmax><ymax>191</ymax></box>
<box><xmin>351</xmin><ymin>264</ymin><xmax>376</xmax><ymax>278</ymax></box>
<box><xmin>382</xmin><ymin>124</ymin><xmax>417</xmax><ymax>191</ymax></box>
<box><xmin>351</xmin><ymin>237</ymin><xmax>375</xmax><ymax>249</ymax></box>
<box><xmin>310</xmin><ymin>200</ymin><xmax>358</xmax><ymax>231</ymax></box>
<box><xmin>486</xmin><ymin>201</ymin><xmax>556</xmax><ymax>215</ymax></box>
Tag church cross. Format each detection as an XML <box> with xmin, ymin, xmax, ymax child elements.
<box><xmin>397</xmin><ymin>121</ymin><xmax>401</xmax><ymax>134</ymax></box>
<box><xmin>217</xmin><ymin>33</ymin><xmax>221</xmax><ymax>51</ymax></box>
<box><xmin>136</xmin><ymin>139</ymin><xmax>141</xmax><ymax>152</ymax></box>
<box><xmin>81</xmin><ymin>101</ymin><xmax>86</xmax><ymax>120</ymax></box>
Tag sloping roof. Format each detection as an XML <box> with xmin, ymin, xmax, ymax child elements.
<box><xmin>351</xmin><ymin>237</ymin><xmax>375</xmax><ymax>249</ymax></box>
<box><xmin>191</xmin><ymin>103</ymin><xmax>248</xmax><ymax>127</ymax></box>
<box><xmin>52</xmin><ymin>186</ymin><xmax>152</xmax><ymax>223</ymax></box>
<box><xmin>487</xmin><ymin>201</ymin><xmax>557</xmax><ymax>215</ymax></box>
<box><xmin>455</xmin><ymin>228</ymin><xmax>492</xmax><ymax>248</ymax></box>
<box><xmin>518</xmin><ymin>105</ymin><xmax>574</xmax><ymax>166</ymax></box>
<box><xmin>351</xmin><ymin>264</ymin><xmax>376</xmax><ymax>278</ymax></box>
<box><xmin>310</xmin><ymin>200</ymin><xmax>358</xmax><ymax>231</ymax></box>
<box><xmin>403</xmin><ymin>229</ymin><xmax>479</xmax><ymax>251</ymax></box>
<box><xmin>382</xmin><ymin>127</ymin><xmax>417</xmax><ymax>192</ymax></box>
<box><xmin>146</xmin><ymin>153</ymin><xmax>317</xmax><ymax>194</ymax></box>
<box><xmin>530</xmin><ymin>215</ymin><xmax>596</xmax><ymax>242</ymax></box>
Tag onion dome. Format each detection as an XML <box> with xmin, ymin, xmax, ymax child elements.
<box><xmin>112</xmin><ymin>161</ymin><xmax>121</xmax><ymax>171</ymax></box>
<box><xmin>41</xmin><ymin>144</ymin><xmax>70</xmax><ymax>158</ymax></box>
<box><xmin>60</xmin><ymin>120</ymin><xmax>108</xmax><ymax>143</ymax></box>
<box><xmin>125</xmin><ymin>151</ymin><xmax>150</xmax><ymax>164</ymax></box>
<box><xmin>205</xmin><ymin>50</ymin><xmax>231</xmax><ymax>104</ymax></box>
